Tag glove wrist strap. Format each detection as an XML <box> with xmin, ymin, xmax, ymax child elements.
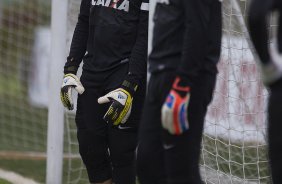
<box><xmin>64</xmin><ymin>57</ymin><xmax>79</xmax><ymax>74</ymax></box>
<box><xmin>172</xmin><ymin>77</ymin><xmax>190</xmax><ymax>92</ymax></box>
<box><xmin>122</xmin><ymin>79</ymin><xmax>138</xmax><ymax>95</ymax></box>
<box><xmin>171</xmin><ymin>76</ymin><xmax>191</xmax><ymax>98</ymax></box>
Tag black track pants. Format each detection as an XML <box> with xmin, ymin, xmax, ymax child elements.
<box><xmin>137</xmin><ymin>71</ymin><xmax>216</xmax><ymax>184</ymax></box>
<box><xmin>76</xmin><ymin>63</ymin><xmax>146</xmax><ymax>183</ymax></box>
<box><xmin>268</xmin><ymin>79</ymin><xmax>282</xmax><ymax>184</ymax></box>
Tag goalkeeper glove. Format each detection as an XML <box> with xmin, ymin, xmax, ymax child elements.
<box><xmin>60</xmin><ymin>74</ymin><xmax>85</xmax><ymax>110</ymax></box>
<box><xmin>98</xmin><ymin>80</ymin><xmax>138</xmax><ymax>126</ymax></box>
<box><xmin>161</xmin><ymin>76</ymin><xmax>191</xmax><ymax>135</ymax></box>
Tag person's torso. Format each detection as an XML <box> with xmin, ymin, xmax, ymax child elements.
<box><xmin>149</xmin><ymin>0</ymin><xmax>221</xmax><ymax>74</ymax></box>
<box><xmin>149</xmin><ymin>0</ymin><xmax>184</xmax><ymax>73</ymax></box>
<box><xmin>84</xmin><ymin>0</ymin><xmax>143</xmax><ymax>72</ymax></box>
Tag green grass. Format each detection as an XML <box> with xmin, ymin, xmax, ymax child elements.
<box><xmin>0</xmin><ymin>159</ymin><xmax>46</xmax><ymax>183</ymax></box>
<box><xmin>0</xmin><ymin>158</ymin><xmax>88</xmax><ymax>184</ymax></box>
<box><xmin>0</xmin><ymin>179</ymin><xmax>12</xmax><ymax>184</ymax></box>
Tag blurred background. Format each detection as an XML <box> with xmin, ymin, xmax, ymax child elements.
<box><xmin>0</xmin><ymin>0</ymin><xmax>88</xmax><ymax>183</ymax></box>
<box><xmin>0</xmin><ymin>0</ymin><xmax>277</xmax><ymax>183</ymax></box>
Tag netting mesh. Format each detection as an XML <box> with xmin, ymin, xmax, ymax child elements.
<box><xmin>0</xmin><ymin>0</ymin><xmax>275</xmax><ymax>183</ymax></box>
<box><xmin>0</xmin><ymin>0</ymin><xmax>50</xmax><ymax>153</ymax></box>
<box><xmin>201</xmin><ymin>0</ymin><xmax>272</xmax><ymax>183</ymax></box>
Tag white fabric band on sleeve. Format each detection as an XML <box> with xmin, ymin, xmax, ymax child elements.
<box><xmin>140</xmin><ymin>2</ymin><xmax>149</xmax><ymax>11</ymax></box>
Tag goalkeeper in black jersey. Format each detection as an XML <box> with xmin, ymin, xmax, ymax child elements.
<box><xmin>59</xmin><ymin>0</ymin><xmax>148</xmax><ymax>183</ymax></box>
<box><xmin>248</xmin><ymin>0</ymin><xmax>282</xmax><ymax>183</ymax></box>
<box><xmin>137</xmin><ymin>0</ymin><xmax>222</xmax><ymax>183</ymax></box>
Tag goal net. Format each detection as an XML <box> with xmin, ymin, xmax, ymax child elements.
<box><xmin>0</xmin><ymin>0</ymin><xmax>50</xmax><ymax>155</ymax></box>
<box><xmin>0</xmin><ymin>0</ymin><xmax>274</xmax><ymax>183</ymax></box>
<box><xmin>201</xmin><ymin>0</ymin><xmax>273</xmax><ymax>183</ymax></box>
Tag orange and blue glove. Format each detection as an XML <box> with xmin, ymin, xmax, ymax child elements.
<box><xmin>161</xmin><ymin>76</ymin><xmax>191</xmax><ymax>135</ymax></box>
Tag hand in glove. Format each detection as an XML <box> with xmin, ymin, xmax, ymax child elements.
<box><xmin>60</xmin><ymin>74</ymin><xmax>85</xmax><ymax>110</ymax></box>
<box><xmin>98</xmin><ymin>80</ymin><xmax>138</xmax><ymax>126</ymax></box>
<box><xmin>161</xmin><ymin>76</ymin><xmax>191</xmax><ymax>135</ymax></box>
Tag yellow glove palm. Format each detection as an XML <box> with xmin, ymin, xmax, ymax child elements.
<box><xmin>98</xmin><ymin>88</ymin><xmax>133</xmax><ymax>125</ymax></box>
<box><xmin>60</xmin><ymin>74</ymin><xmax>85</xmax><ymax>110</ymax></box>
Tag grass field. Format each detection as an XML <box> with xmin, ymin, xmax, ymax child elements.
<box><xmin>0</xmin><ymin>135</ymin><xmax>271</xmax><ymax>184</ymax></box>
<box><xmin>0</xmin><ymin>179</ymin><xmax>11</xmax><ymax>184</ymax></box>
<box><xmin>0</xmin><ymin>158</ymin><xmax>88</xmax><ymax>184</ymax></box>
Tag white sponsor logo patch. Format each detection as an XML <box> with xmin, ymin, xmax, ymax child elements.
<box><xmin>118</xmin><ymin>125</ymin><xmax>132</xmax><ymax>130</ymax></box>
<box><xmin>156</xmin><ymin>0</ymin><xmax>169</xmax><ymax>5</ymax></box>
<box><xmin>163</xmin><ymin>144</ymin><xmax>175</xmax><ymax>150</ymax></box>
<box><xmin>92</xmin><ymin>0</ymin><xmax>130</xmax><ymax>12</ymax></box>
<box><xmin>140</xmin><ymin>2</ymin><xmax>149</xmax><ymax>11</ymax></box>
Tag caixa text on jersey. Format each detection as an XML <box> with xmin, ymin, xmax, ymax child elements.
<box><xmin>92</xmin><ymin>0</ymin><xmax>129</xmax><ymax>12</ymax></box>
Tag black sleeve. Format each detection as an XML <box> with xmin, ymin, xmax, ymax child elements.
<box><xmin>64</xmin><ymin>0</ymin><xmax>91</xmax><ymax>74</ymax></box>
<box><xmin>126</xmin><ymin>0</ymin><xmax>149</xmax><ymax>85</ymax></box>
<box><xmin>248</xmin><ymin>0</ymin><xmax>273</xmax><ymax>65</ymax></box>
<box><xmin>177</xmin><ymin>0</ymin><xmax>213</xmax><ymax>82</ymax></box>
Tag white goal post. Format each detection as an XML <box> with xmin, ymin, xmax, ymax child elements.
<box><xmin>46</xmin><ymin>0</ymin><xmax>68</xmax><ymax>184</ymax></box>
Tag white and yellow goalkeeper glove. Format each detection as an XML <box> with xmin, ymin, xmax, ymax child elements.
<box><xmin>60</xmin><ymin>74</ymin><xmax>85</xmax><ymax>110</ymax></box>
<box><xmin>98</xmin><ymin>80</ymin><xmax>138</xmax><ymax>126</ymax></box>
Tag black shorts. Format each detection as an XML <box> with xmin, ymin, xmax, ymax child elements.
<box><xmin>137</xmin><ymin>71</ymin><xmax>216</xmax><ymax>184</ymax></box>
<box><xmin>75</xmin><ymin>63</ymin><xmax>146</xmax><ymax>183</ymax></box>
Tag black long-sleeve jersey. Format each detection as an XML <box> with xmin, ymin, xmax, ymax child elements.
<box><xmin>248</xmin><ymin>0</ymin><xmax>282</xmax><ymax>65</ymax></box>
<box><xmin>64</xmin><ymin>0</ymin><xmax>149</xmax><ymax>84</ymax></box>
<box><xmin>149</xmin><ymin>0</ymin><xmax>222</xmax><ymax>81</ymax></box>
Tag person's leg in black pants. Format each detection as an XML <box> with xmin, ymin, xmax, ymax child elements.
<box><xmin>104</xmin><ymin>64</ymin><xmax>146</xmax><ymax>184</ymax></box>
<box><xmin>77</xmin><ymin>64</ymin><xmax>146</xmax><ymax>184</ymax></box>
<box><xmin>137</xmin><ymin>72</ymin><xmax>216</xmax><ymax>184</ymax></box>
<box><xmin>76</xmin><ymin>70</ymin><xmax>112</xmax><ymax>183</ymax></box>
<box><xmin>108</xmin><ymin>75</ymin><xmax>146</xmax><ymax>184</ymax></box>
<box><xmin>163</xmin><ymin>72</ymin><xmax>216</xmax><ymax>184</ymax></box>
<box><xmin>137</xmin><ymin>72</ymin><xmax>176</xmax><ymax>184</ymax></box>
<box><xmin>268</xmin><ymin>79</ymin><xmax>282</xmax><ymax>184</ymax></box>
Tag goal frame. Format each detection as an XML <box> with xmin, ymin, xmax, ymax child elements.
<box><xmin>46</xmin><ymin>0</ymin><xmax>68</xmax><ymax>184</ymax></box>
